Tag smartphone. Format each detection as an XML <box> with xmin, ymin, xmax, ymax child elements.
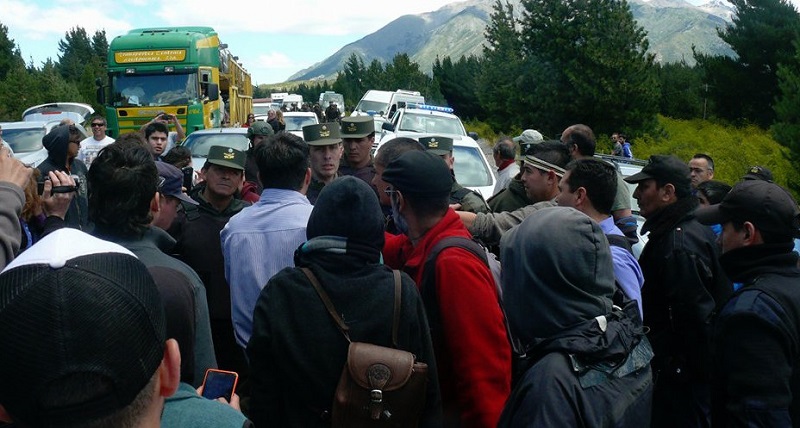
<box><xmin>181</xmin><ymin>167</ymin><xmax>194</xmax><ymax>190</ymax></box>
<box><xmin>200</xmin><ymin>369</ymin><xmax>238</xmax><ymax>401</ymax></box>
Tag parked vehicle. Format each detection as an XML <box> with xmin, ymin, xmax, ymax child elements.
<box><xmin>352</xmin><ymin>89</ymin><xmax>425</xmax><ymax>133</ymax></box>
<box><xmin>22</xmin><ymin>102</ymin><xmax>95</xmax><ymax>125</ymax></box>
<box><xmin>283</xmin><ymin>112</ymin><xmax>319</xmax><ymax>139</ymax></box>
<box><xmin>180</xmin><ymin>127</ymin><xmax>249</xmax><ymax>173</ymax></box>
<box><xmin>102</xmin><ymin>26</ymin><xmax>253</xmax><ymax>137</ymax></box>
<box><xmin>375</xmin><ymin>103</ymin><xmax>496</xmax><ymax>200</ymax></box>
<box><xmin>3</xmin><ymin>120</ymin><xmax>90</xmax><ymax>167</ymax></box>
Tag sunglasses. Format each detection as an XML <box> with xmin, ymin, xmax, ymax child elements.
<box><xmin>91</xmin><ymin>123</ymin><xmax>105</xmax><ymax>127</ymax></box>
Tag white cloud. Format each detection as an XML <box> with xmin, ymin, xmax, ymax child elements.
<box><xmin>254</xmin><ymin>52</ymin><xmax>295</xmax><ymax>69</ymax></box>
<box><xmin>1</xmin><ymin>0</ymin><xmax>132</xmax><ymax>41</ymax></box>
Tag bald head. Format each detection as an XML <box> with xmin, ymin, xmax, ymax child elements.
<box><xmin>561</xmin><ymin>124</ymin><xmax>596</xmax><ymax>158</ymax></box>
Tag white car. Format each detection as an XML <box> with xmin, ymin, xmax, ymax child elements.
<box><xmin>180</xmin><ymin>127</ymin><xmax>250</xmax><ymax>173</ymax></box>
<box><xmin>4</xmin><ymin>120</ymin><xmax>90</xmax><ymax>167</ymax></box>
<box><xmin>283</xmin><ymin>112</ymin><xmax>320</xmax><ymax>139</ymax></box>
<box><xmin>375</xmin><ymin>104</ymin><xmax>496</xmax><ymax>200</ymax></box>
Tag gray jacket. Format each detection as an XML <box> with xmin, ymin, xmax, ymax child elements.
<box><xmin>469</xmin><ymin>200</ymin><xmax>557</xmax><ymax>246</ymax></box>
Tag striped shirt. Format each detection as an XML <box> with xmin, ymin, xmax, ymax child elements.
<box><xmin>221</xmin><ymin>188</ymin><xmax>313</xmax><ymax>348</ymax></box>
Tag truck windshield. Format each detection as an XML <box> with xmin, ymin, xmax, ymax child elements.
<box><xmin>111</xmin><ymin>73</ymin><xmax>199</xmax><ymax>107</ymax></box>
<box><xmin>355</xmin><ymin>100</ymin><xmax>389</xmax><ymax>114</ymax></box>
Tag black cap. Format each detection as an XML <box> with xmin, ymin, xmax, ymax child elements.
<box><xmin>0</xmin><ymin>229</ymin><xmax>165</xmax><ymax>426</ymax></box>
<box><xmin>382</xmin><ymin>151</ymin><xmax>452</xmax><ymax>195</ymax></box>
<box><xmin>742</xmin><ymin>165</ymin><xmax>774</xmax><ymax>182</ymax></box>
<box><xmin>696</xmin><ymin>180</ymin><xmax>800</xmax><ymax>237</ymax></box>
<box><xmin>624</xmin><ymin>155</ymin><xmax>691</xmax><ymax>195</ymax></box>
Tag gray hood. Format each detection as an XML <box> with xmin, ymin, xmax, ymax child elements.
<box><xmin>500</xmin><ymin>206</ymin><xmax>615</xmax><ymax>345</ymax></box>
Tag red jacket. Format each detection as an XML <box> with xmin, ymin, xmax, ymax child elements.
<box><xmin>384</xmin><ymin>209</ymin><xmax>511</xmax><ymax>427</ymax></box>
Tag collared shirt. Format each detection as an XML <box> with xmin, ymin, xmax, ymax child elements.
<box><xmin>221</xmin><ymin>188</ymin><xmax>313</xmax><ymax>348</ymax></box>
<box><xmin>493</xmin><ymin>160</ymin><xmax>519</xmax><ymax>196</ymax></box>
<box><xmin>599</xmin><ymin>216</ymin><xmax>645</xmax><ymax>317</ymax></box>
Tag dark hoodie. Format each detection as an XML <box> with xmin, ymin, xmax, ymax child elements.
<box><xmin>36</xmin><ymin>125</ymin><xmax>89</xmax><ymax>229</ymax></box>
<box><xmin>247</xmin><ymin>176</ymin><xmax>441</xmax><ymax>427</ymax></box>
<box><xmin>498</xmin><ymin>207</ymin><xmax>653</xmax><ymax>427</ymax></box>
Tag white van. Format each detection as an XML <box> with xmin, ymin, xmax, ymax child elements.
<box><xmin>353</xmin><ymin>89</ymin><xmax>425</xmax><ymax>132</ymax></box>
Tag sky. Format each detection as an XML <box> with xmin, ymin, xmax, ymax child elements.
<box><xmin>1</xmin><ymin>0</ymin><xmax>468</xmax><ymax>85</ymax></box>
<box><xmin>3</xmin><ymin>0</ymin><xmax>799</xmax><ymax>85</ymax></box>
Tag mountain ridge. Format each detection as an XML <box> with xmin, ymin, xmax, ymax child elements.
<box><xmin>287</xmin><ymin>0</ymin><xmax>735</xmax><ymax>82</ymax></box>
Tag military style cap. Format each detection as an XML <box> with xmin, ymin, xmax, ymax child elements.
<box><xmin>742</xmin><ymin>165</ymin><xmax>774</xmax><ymax>182</ymax></box>
<box><xmin>303</xmin><ymin>123</ymin><xmax>342</xmax><ymax>146</ymax></box>
<box><xmin>207</xmin><ymin>145</ymin><xmax>246</xmax><ymax>170</ymax></box>
<box><xmin>419</xmin><ymin>136</ymin><xmax>453</xmax><ymax>156</ymax></box>
<box><xmin>247</xmin><ymin>121</ymin><xmax>274</xmax><ymax>139</ymax></box>
<box><xmin>340</xmin><ymin>116</ymin><xmax>375</xmax><ymax>139</ymax></box>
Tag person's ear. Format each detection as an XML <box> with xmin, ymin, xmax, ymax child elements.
<box><xmin>661</xmin><ymin>183</ymin><xmax>676</xmax><ymax>201</ymax></box>
<box><xmin>575</xmin><ymin>186</ymin><xmax>587</xmax><ymax>206</ymax></box>
<box><xmin>158</xmin><ymin>339</ymin><xmax>181</xmax><ymax>397</ymax></box>
<box><xmin>743</xmin><ymin>222</ymin><xmax>757</xmax><ymax>244</ymax></box>
<box><xmin>151</xmin><ymin>192</ymin><xmax>161</xmax><ymax>213</ymax></box>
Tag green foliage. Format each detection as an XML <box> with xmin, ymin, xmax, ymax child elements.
<box><xmin>655</xmin><ymin>61</ymin><xmax>705</xmax><ymax>120</ymax></box>
<box><xmin>634</xmin><ymin>116</ymin><xmax>800</xmax><ymax>198</ymax></box>
<box><xmin>433</xmin><ymin>55</ymin><xmax>482</xmax><ymax>119</ymax></box>
<box><xmin>695</xmin><ymin>0</ymin><xmax>800</xmax><ymax>127</ymax></box>
<box><xmin>772</xmin><ymin>40</ymin><xmax>800</xmax><ymax>159</ymax></box>
<box><xmin>0</xmin><ymin>23</ymin><xmax>23</xmax><ymax>81</ymax></box>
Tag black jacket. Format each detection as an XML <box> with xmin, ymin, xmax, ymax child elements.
<box><xmin>246</xmin><ymin>245</ymin><xmax>442</xmax><ymax>427</ymax></box>
<box><xmin>499</xmin><ymin>303</ymin><xmax>654</xmax><ymax>427</ymax></box>
<box><xmin>638</xmin><ymin>197</ymin><xmax>731</xmax><ymax>382</ymax></box>
<box><xmin>36</xmin><ymin>155</ymin><xmax>89</xmax><ymax>230</ymax></box>
<box><xmin>169</xmin><ymin>185</ymin><xmax>249</xmax><ymax>320</ymax></box>
<box><xmin>712</xmin><ymin>244</ymin><xmax>800</xmax><ymax>427</ymax></box>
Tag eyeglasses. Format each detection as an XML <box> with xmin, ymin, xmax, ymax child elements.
<box><xmin>91</xmin><ymin>123</ymin><xmax>105</xmax><ymax>127</ymax></box>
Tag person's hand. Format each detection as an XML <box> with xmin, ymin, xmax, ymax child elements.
<box><xmin>0</xmin><ymin>145</ymin><xmax>32</xmax><ymax>189</ymax></box>
<box><xmin>195</xmin><ymin>386</ymin><xmax>242</xmax><ymax>411</ymax></box>
<box><xmin>41</xmin><ymin>171</ymin><xmax>76</xmax><ymax>219</ymax></box>
<box><xmin>449</xmin><ymin>203</ymin><xmax>462</xmax><ymax>211</ymax></box>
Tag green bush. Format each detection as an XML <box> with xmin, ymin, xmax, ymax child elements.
<box><xmin>634</xmin><ymin>116</ymin><xmax>799</xmax><ymax>199</ymax></box>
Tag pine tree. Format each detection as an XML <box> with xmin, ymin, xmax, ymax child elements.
<box><xmin>518</xmin><ymin>0</ymin><xmax>659</xmax><ymax>136</ymax></box>
<box><xmin>696</xmin><ymin>0</ymin><xmax>800</xmax><ymax>127</ymax></box>
<box><xmin>0</xmin><ymin>22</ymin><xmax>23</xmax><ymax>81</ymax></box>
<box><xmin>772</xmin><ymin>40</ymin><xmax>800</xmax><ymax>160</ymax></box>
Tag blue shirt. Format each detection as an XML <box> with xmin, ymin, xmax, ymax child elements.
<box><xmin>221</xmin><ymin>188</ymin><xmax>313</xmax><ymax>348</ymax></box>
<box><xmin>600</xmin><ymin>217</ymin><xmax>645</xmax><ymax>317</ymax></box>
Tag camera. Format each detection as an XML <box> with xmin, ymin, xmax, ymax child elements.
<box><xmin>160</xmin><ymin>114</ymin><xmax>173</xmax><ymax>121</ymax></box>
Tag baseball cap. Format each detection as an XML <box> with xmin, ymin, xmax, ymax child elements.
<box><xmin>0</xmin><ymin>228</ymin><xmax>166</xmax><ymax>426</ymax></box>
<box><xmin>340</xmin><ymin>116</ymin><xmax>375</xmax><ymax>139</ymax></box>
<box><xmin>419</xmin><ymin>136</ymin><xmax>453</xmax><ymax>156</ymax></box>
<box><xmin>624</xmin><ymin>155</ymin><xmax>691</xmax><ymax>194</ymax></box>
<box><xmin>156</xmin><ymin>161</ymin><xmax>198</xmax><ymax>205</ymax></box>
<box><xmin>742</xmin><ymin>165</ymin><xmax>774</xmax><ymax>182</ymax></box>
<box><xmin>382</xmin><ymin>150</ymin><xmax>453</xmax><ymax>196</ymax></box>
<box><xmin>247</xmin><ymin>121</ymin><xmax>274</xmax><ymax>139</ymax></box>
<box><xmin>695</xmin><ymin>180</ymin><xmax>800</xmax><ymax>237</ymax></box>
<box><xmin>304</xmin><ymin>123</ymin><xmax>342</xmax><ymax>146</ymax></box>
<box><xmin>513</xmin><ymin>129</ymin><xmax>544</xmax><ymax>145</ymax></box>
<box><xmin>207</xmin><ymin>145</ymin><xmax>246</xmax><ymax>171</ymax></box>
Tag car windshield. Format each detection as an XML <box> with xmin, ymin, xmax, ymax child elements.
<box><xmin>2</xmin><ymin>127</ymin><xmax>45</xmax><ymax>153</ymax></box>
<box><xmin>181</xmin><ymin>133</ymin><xmax>249</xmax><ymax>157</ymax></box>
<box><xmin>398</xmin><ymin>113</ymin><xmax>465</xmax><ymax>136</ymax></box>
<box><xmin>453</xmin><ymin>145</ymin><xmax>493</xmax><ymax>187</ymax></box>
<box><xmin>285</xmin><ymin>116</ymin><xmax>318</xmax><ymax>132</ymax></box>
<box><xmin>355</xmin><ymin>100</ymin><xmax>389</xmax><ymax>114</ymax></box>
<box><xmin>111</xmin><ymin>73</ymin><xmax>200</xmax><ymax>107</ymax></box>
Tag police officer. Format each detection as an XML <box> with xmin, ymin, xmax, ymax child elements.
<box><xmin>420</xmin><ymin>136</ymin><xmax>490</xmax><ymax>214</ymax></box>
<box><xmin>303</xmin><ymin>123</ymin><xmax>343</xmax><ymax>204</ymax></box>
<box><xmin>339</xmin><ymin>116</ymin><xmax>377</xmax><ymax>189</ymax></box>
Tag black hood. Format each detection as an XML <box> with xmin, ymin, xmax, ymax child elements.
<box><xmin>307</xmin><ymin>176</ymin><xmax>385</xmax><ymax>253</ymax></box>
<box><xmin>42</xmin><ymin>125</ymin><xmax>71</xmax><ymax>167</ymax></box>
<box><xmin>500</xmin><ymin>207</ymin><xmax>615</xmax><ymax>345</ymax></box>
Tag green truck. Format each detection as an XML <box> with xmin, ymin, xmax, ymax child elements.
<box><xmin>101</xmin><ymin>26</ymin><xmax>252</xmax><ymax>138</ymax></box>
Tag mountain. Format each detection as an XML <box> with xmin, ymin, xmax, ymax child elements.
<box><xmin>287</xmin><ymin>0</ymin><xmax>736</xmax><ymax>82</ymax></box>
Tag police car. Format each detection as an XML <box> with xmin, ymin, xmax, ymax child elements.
<box><xmin>375</xmin><ymin>103</ymin><xmax>497</xmax><ymax>200</ymax></box>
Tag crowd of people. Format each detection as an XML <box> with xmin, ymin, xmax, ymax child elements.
<box><xmin>0</xmin><ymin>115</ymin><xmax>799</xmax><ymax>428</ymax></box>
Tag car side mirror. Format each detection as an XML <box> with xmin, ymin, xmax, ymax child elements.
<box><xmin>382</xmin><ymin>122</ymin><xmax>395</xmax><ymax>132</ymax></box>
<box><xmin>206</xmin><ymin>83</ymin><xmax>220</xmax><ymax>102</ymax></box>
<box><xmin>468</xmin><ymin>131</ymin><xmax>479</xmax><ymax>140</ymax></box>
